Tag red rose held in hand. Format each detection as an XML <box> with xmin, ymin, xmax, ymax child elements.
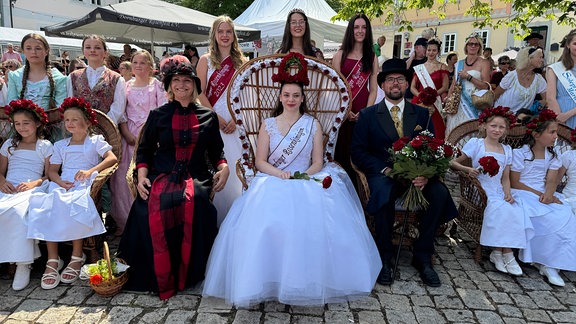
<box><xmin>322</xmin><ymin>176</ymin><xmax>332</xmax><ymax>189</ymax></box>
<box><xmin>478</xmin><ymin>156</ymin><xmax>500</xmax><ymax>177</ymax></box>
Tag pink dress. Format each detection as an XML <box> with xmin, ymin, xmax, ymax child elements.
<box><xmin>110</xmin><ymin>78</ymin><xmax>167</xmax><ymax>233</ymax></box>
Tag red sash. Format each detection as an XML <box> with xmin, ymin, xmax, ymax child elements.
<box><xmin>346</xmin><ymin>59</ymin><xmax>370</xmax><ymax>103</ymax></box>
<box><xmin>207</xmin><ymin>56</ymin><xmax>235</xmax><ymax>106</ymax></box>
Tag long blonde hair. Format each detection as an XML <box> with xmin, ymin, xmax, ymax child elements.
<box><xmin>207</xmin><ymin>16</ymin><xmax>246</xmax><ymax>70</ymax></box>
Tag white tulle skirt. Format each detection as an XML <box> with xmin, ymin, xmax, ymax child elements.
<box><xmin>203</xmin><ymin>163</ymin><xmax>381</xmax><ymax>307</ymax></box>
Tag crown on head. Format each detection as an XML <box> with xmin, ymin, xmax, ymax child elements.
<box><xmin>525</xmin><ymin>109</ymin><xmax>557</xmax><ymax>135</ymax></box>
<box><xmin>478</xmin><ymin>106</ymin><xmax>516</xmax><ymax>128</ymax></box>
<box><xmin>59</xmin><ymin>97</ymin><xmax>98</xmax><ymax>126</ymax></box>
<box><xmin>289</xmin><ymin>8</ymin><xmax>305</xmax><ymax>15</ymax></box>
<box><xmin>4</xmin><ymin>99</ymin><xmax>49</xmax><ymax>124</ymax></box>
<box><xmin>271</xmin><ymin>52</ymin><xmax>310</xmax><ymax>86</ymax></box>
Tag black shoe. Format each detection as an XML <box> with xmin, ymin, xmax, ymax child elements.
<box><xmin>377</xmin><ymin>261</ymin><xmax>393</xmax><ymax>285</ymax></box>
<box><xmin>412</xmin><ymin>260</ymin><xmax>441</xmax><ymax>287</ymax></box>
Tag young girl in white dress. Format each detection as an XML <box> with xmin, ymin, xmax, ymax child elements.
<box><xmin>510</xmin><ymin>109</ymin><xmax>576</xmax><ymax>286</ymax></box>
<box><xmin>451</xmin><ymin>107</ymin><xmax>533</xmax><ymax>276</ymax></box>
<box><xmin>558</xmin><ymin>129</ymin><xmax>576</xmax><ymax>214</ymax></box>
<box><xmin>27</xmin><ymin>97</ymin><xmax>118</xmax><ymax>289</ymax></box>
<box><xmin>0</xmin><ymin>100</ymin><xmax>52</xmax><ymax>290</ymax></box>
<box><xmin>203</xmin><ymin>55</ymin><xmax>381</xmax><ymax>307</ymax></box>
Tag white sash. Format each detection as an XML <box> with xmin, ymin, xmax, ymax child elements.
<box><xmin>414</xmin><ymin>64</ymin><xmax>443</xmax><ymax>113</ymax></box>
<box><xmin>550</xmin><ymin>61</ymin><xmax>576</xmax><ymax>105</ymax></box>
<box><xmin>268</xmin><ymin>115</ymin><xmax>313</xmax><ymax>170</ymax></box>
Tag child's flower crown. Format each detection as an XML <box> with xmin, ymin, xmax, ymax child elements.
<box><xmin>525</xmin><ymin>109</ymin><xmax>557</xmax><ymax>135</ymax></box>
<box><xmin>271</xmin><ymin>52</ymin><xmax>310</xmax><ymax>86</ymax></box>
<box><xmin>478</xmin><ymin>106</ymin><xmax>516</xmax><ymax>127</ymax></box>
<box><xmin>59</xmin><ymin>97</ymin><xmax>98</xmax><ymax>126</ymax></box>
<box><xmin>4</xmin><ymin>99</ymin><xmax>49</xmax><ymax>125</ymax></box>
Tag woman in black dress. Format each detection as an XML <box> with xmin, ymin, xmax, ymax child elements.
<box><xmin>118</xmin><ymin>55</ymin><xmax>229</xmax><ymax>300</ymax></box>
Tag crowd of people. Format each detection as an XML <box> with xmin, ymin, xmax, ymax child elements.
<box><xmin>1</xmin><ymin>7</ymin><xmax>576</xmax><ymax>308</ymax></box>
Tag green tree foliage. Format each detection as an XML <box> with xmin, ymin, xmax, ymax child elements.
<box><xmin>333</xmin><ymin>0</ymin><xmax>576</xmax><ymax>37</ymax></box>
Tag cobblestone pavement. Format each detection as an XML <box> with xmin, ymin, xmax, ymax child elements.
<box><xmin>1</xmin><ymin>173</ymin><xmax>576</xmax><ymax>323</ymax></box>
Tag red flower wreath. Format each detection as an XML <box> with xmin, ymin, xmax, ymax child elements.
<box><xmin>59</xmin><ymin>97</ymin><xmax>99</xmax><ymax>126</ymax></box>
<box><xmin>478</xmin><ymin>106</ymin><xmax>517</xmax><ymax>127</ymax></box>
<box><xmin>271</xmin><ymin>52</ymin><xmax>310</xmax><ymax>86</ymax></box>
<box><xmin>4</xmin><ymin>99</ymin><xmax>49</xmax><ymax>124</ymax></box>
<box><xmin>526</xmin><ymin>109</ymin><xmax>557</xmax><ymax>135</ymax></box>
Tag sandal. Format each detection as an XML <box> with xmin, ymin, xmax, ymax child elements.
<box><xmin>41</xmin><ymin>258</ymin><xmax>64</xmax><ymax>290</ymax></box>
<box><xmin>60</xmin><ymin>253</ymin><xmax>86</xmax><ymax>284</ymax></box>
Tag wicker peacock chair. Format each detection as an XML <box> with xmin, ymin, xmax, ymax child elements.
<box><xmin>227</xmin><ymin>54</ymin><xmax>351</xmax><ymax>189</ymax></box>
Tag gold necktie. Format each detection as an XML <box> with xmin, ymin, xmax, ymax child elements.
<box><xmin>391</xmin><ymin>105</ymin><xmax>403</xmax><ymax>137</ymax></box>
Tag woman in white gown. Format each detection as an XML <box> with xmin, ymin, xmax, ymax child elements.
<box><xmin>445</xmin><ymin>34</ymin><xmax>492</xmax><ymax>135</ymax></box>
<box><xmin>203</xmin><ymin>56</ymin><xmax>381</xmax><ymax>307</ymax></box>
<box><xmin>510</xmin><ymin>110</ymin><xmax>576</xmax><ymax>287</ymax></box>
<box><xmin>558</xmin><ymin>131</ymin><xmax>576</xmax><ymax>214</ymax></box>
<box><xmin>197</xmin><ymin>16</ymin><xmax>248</xmax><ymax>225</ymax></box>
<box><xmin>0</xmin><ymin>100</ymin><xmax>52</xmax><ymax>290</ymax></box>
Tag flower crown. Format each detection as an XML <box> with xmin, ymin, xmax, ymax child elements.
<box><xmin>478</xmin><ymin>106</ymin><xmax>516</xmax><ymax>128</ymax></box>
<box><xmin>465</xmin><ymin>32</ymin><xmax>481</xmax><ymax>43</ymax></box>
<box><xmin>525</xmin><ymin>109</ymin><xmax>557</xmax><ymax>135</ymax></box>
<box><xmin>4</xmin><ymin>99</ymin><xmax>49</xmax><ymax>124</ymax></box>
<box><xmin>271</xmin><ymin>52</ymin><xmax>310</xmax><ymax>86</ymax></box>
<box><xmin>59</xmin><ymin>97</ymin><xmax>98</xmax><ymax>126</ymax></box>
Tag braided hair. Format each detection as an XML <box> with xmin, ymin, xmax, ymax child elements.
<box><xmin>19</xmin><ymin>34</ymin><xmax>55</xmax><ymax>108</ymax></box>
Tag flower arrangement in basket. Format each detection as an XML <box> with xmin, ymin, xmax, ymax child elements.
<box><xmin>389</xmin><ymin>130</ymin><xmax>457</xmax><ymax>210</ymax></box>
<box><xmin>81</xmin><ymin>242</ymin><xmax>129</xmax><ymax>297</ymax></box>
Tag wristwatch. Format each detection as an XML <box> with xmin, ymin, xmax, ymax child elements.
<box><xmin>380</xmin><ymin>167</ymin><xmax>390</xmax><ymax>176</ymax></box>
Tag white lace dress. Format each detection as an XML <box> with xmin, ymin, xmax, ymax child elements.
<box><xmin>203</xmin><ymin>116</ymin><xmax>381</xmax><ymax>307</ymax></box>
<box><xmin>512</xmin><ymin>145</ymin><xmax>576</xmax><ymax>270</ymax></box>
<box><xmin>0</xmin><ymin>139</ymin><xmax>52</xmax><ymax>263</ymax></box>
<box><xmin>462</xmin><ymin>138</ymin><xmax>533</xmax><ymax>248</ymax></box>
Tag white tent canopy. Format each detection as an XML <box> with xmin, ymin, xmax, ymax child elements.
<box><xmin>234</xmin><ymin>0</ymin><xmax>346</xmax><ymax>55</ymax></box>
<box><xmin>42</xmin><ymin>0</ymin><xmax>260</xmax><ymax>47</ymax></box>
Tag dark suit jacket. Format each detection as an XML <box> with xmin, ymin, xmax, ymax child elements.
<box><xmin>351</xmin><ymin>99</ymin><xmax>432</xmax><ymax>213</ymax></box>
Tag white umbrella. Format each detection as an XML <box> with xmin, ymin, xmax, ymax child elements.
<box><xmin>492</xmin><ymin>50</ymin><xmax>518</xmax><ymax>61</ymax></box>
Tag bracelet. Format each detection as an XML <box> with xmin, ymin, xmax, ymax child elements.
<box><xmin>467</xmin><ymin>75</ymin><xmax>473</xmax><ymax>82</ymax></box>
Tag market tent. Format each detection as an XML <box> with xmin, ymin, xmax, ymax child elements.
<box><xmin>492</xmin><ymin>50</ymin><xmax>518</xmax><ymax>61</ymax></box>
<box><xmin>42</xmin><ymin>0</ymin><xmax>260</xmax><ymax>47</ymax></box>
<box><xmin>234</xmin><ymin>0</ymin><xmax>346</xmax><ymax>55</ymax></box>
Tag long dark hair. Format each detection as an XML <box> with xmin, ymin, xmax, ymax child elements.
<box><xmin>8</xmin><ymin>109</ymin><xmax>45</xmax><ymax>154</ymax></box>
<box><xmin>272</xmin><ymin>82</ymin><xmax>308</xmax><ymax>117</ymax></box>
<box><xmin>524</xmin><ymin>118</ymin><xmax>557</xmax><ymax>161</ymax></box>
<box><xmin>277</xmin><ymin>10</ymin><xmax>316</xmax><ymax>57</ymax></box>
<box><xmin>339</xmin><ymin>14</ymin><xmax>374</xmax><ymax>73</ymax></box>
<box><xmin>560</xmin><ymin>29</ymin><xmax>576</xmax><ymax>70</ymax></box>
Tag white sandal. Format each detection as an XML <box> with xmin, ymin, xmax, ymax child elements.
<box><xmin>41</xmin><ymin>258</ymin><xmax>64</xmax><ymax>290</ymax></box>
<box><xmin>60</xmin><ymin>253</ymin><xmax>86</xmax><ymax>284</ymax></box>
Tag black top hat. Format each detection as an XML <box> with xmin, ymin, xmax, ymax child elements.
<box><xmin>524</xmin><ymin>32</ymin><xmax>543</xmax><ymax>41</ymax></box>
<box><xmin>377</xmin><ymin>58</ymin><xmax>411</xmax><ymax>85</ymax></box>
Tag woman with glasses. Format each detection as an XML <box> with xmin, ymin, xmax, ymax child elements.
<box><xmin>490</xmin><ymin>55</ymin><xmax>511</xmax><ymax>89</ymax></box>
<box><xmin>493</xmin><ymin>47</ymin><xmax>546</xmax><ymax>113</ymax></box>
<box><xmin>275</xmin><ymin>8</ymin><xmax>324</xmax><ymax>60</ymax></box>
<box><xmin>445</xmin><ymin>34</ymin><xmax>491</xmax><ymax>135</ymax></box>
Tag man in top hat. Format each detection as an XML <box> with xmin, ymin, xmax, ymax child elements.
<box><xmin>351</xmin><ymin>58</ymin><xmax>458</xmax><ymax>287</ymax></box>
<box><xmin>525</xmin><ymin>32</ymin><xmax>543</xmax><ymax>47</ymax></box>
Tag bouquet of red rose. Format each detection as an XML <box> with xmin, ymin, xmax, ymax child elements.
<box><xmin>290</xmin><ymin>171</ymin><xmax>332</xmax><ymax>189</ymax></box>
<box><xmin>389</xmin><ymin>130</ymin><xmax>456</xmax><ymax>209</ymax></box>
<box><xmin>478</xmin><ymin>156</ymin><xmax>500</xmax><ymax>177</ymax></box>
<box><xmin>417</xmin><ymin>87</ymin><xmax>438</xmax><ymax>107</ymax></box>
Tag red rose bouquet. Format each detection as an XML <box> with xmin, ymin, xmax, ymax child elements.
<box><xmin>417</xmin><ymin>87</ymin><xmax>438</xmax><ymax>107</ymax></box>
<box><xmin>290</xmin><ymin>171</ymin><xmax>332</xmax><ymax>189</ymax></box>
<box><xmin>389</xmin><ymin>130</ymin><xmax>457</xmax><ymax>209</ymax></box>
<box><xmin>478</xmin><ymin>156</ymin><xmax>499</xmax><ymax>177</ymax></box>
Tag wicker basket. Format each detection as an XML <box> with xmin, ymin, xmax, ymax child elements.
<box><xmin>90</xmin><ymin>242</ymin><xmax>128</xmax><ymax>297</ymax></box>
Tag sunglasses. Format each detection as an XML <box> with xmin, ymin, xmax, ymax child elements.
<box><xmin>5</xmin><ymin>65</ymin><xmax>14</xmax><ymax>68</ymax></box>
<box><xmin>467</xmin><ymin>43</ymin><xmax>480</xmax><ymax>47</ymax></box>
<box><xmin>499</xmin><ymin>62</ymin><xmax>510</xmax><ymax>65</ymax></box>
